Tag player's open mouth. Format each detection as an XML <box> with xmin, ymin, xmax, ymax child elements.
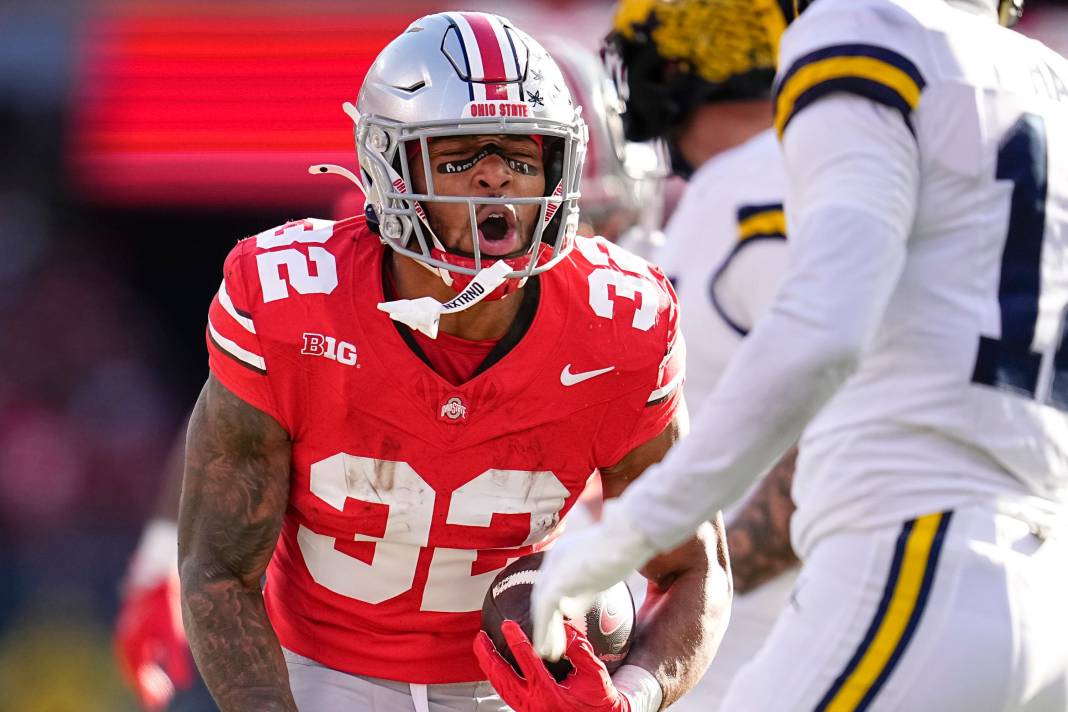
<box><xmin>476</xmin><ymin>205</ymin><xmax>522</xmax><ymax>257</ymax></box>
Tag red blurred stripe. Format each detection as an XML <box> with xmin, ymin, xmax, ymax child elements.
<box><xmin>81</xmin><ymin>131</ymin><xmax>348</xmax><ymax>152</ymax></box>
<box><xmin>69</xmin><ymin>7</ymin><xmax>426</xmax><ymax>208</ymax></box>
<box><xmin>72</xmin><ymin>151</ymin><xmax>358</xmax><ymax>209</ymax></box>
<box><xmin>89</xmin><ymin>15</ymin><xmax>410</xmax><ymax>36</ymax></box>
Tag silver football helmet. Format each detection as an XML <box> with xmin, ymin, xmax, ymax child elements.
<box><xmin>351</xmin><ymin>12</ymin><xmax>589</xmax><ymax>289</ymax></box>
<box><xmin>542</xmin><ymin>39</ymin><xmax>668</xmax><ymax>245</ymax></box>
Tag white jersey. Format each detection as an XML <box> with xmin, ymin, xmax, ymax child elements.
<box><xmin>776</xmin><ymin>0</ymin><xmax>1068</xmax><ymax>553</ymax></box>
<box><xmin>651</xmin><ymin>131</ymin><xmax>797</xmax><ymax>712</ymax></box>
<box><xmin>606</xmin><ymin>3</ymin><xmax>1068</xmax><ymax>707</ymax></box>
<box><xmin>654</xmin><ymin>130</ymin><xmax>788</xmax><ymax>406</ymax></box>
<box><xmin>620</xmin><ymin>0</ymin><xmax>1068</xmax><ymax>562</ymax></box>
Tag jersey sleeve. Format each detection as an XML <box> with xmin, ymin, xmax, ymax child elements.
<box><xmin>598</xmin><ymin>269</ymin><xmax>687</xmax><ymax>468</ymax></box>
<box><xmin>711</xmin><ymin>203</ymin><xmax>789</xmax><ymax>336</ymax></box>
<box><xmin>615</xmin><ymin>85</ymin><xmax>917</xmax><ymax>553</ymax></box>
<box><xmin>773</xmin><ymin>0</ymin><xmax>928</xmax><ymax>141</ymax></box>
<box><xmin>205</xmin><ymin>240</ymin><xmax>289</xmax><ymax>431</ymax></box>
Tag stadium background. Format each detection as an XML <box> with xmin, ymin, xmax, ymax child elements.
<box><xmin>0</xmin><ymin>1</ymin><xmax>1064</xmax><ymax>709</ymax></box>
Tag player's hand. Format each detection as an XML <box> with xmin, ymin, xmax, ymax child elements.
<box><xmin>531</xmin><ymin>500</ymin><xmax>656</xmax><ymax>661</ymax></box>
<box><xmin>475</xmin><ymin>620</ymin><xmax>630</xmax><ymax>712</ymax></box>
<box><xmin>115</xmin><ymin>574</ymin><xmax>194</xmax><ymax>710</ymax></box>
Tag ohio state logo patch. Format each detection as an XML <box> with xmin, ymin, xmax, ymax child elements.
<box><xmin>439</xmin><ymin>395</ymin><xmax>468</xmax><ymax>423</ymax></box>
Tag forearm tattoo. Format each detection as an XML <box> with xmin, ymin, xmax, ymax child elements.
<box><xmin>178</xmin><ymin>375</ymin><xmax>296</xmax><ymax>712</ymax></box>
<box><xmin>725</xmin><ymin>447</ymin><xmax>799</xmax><ymax>595</ymax></box>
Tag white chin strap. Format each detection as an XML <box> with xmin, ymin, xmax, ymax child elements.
<box><xmin>377</xmin><ymin>259</ymin><xmax>513</xmax><ymax>339</ymax></box>
<box><xmin>309</xmin><ymin>157</ymin><xmax>514</xmax><ymax>339</ymax></box>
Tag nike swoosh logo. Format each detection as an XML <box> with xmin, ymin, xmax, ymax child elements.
<box><xmin>560</xmin><ymin>364</ymin><xmax>615</xmax><ymax>386</ymax></box>
<box><xmin>599</xmin><ymin>600</ymin><xmax>627</xmax><ymax>637</ymax></box>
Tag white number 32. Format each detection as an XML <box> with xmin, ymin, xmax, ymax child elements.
<box><xmin>577</xmin><ymin>236</ymin><xmax>658</xmax><ymax>331</ymax></box>
<box><xmin>255</xmin><ymin>219</ymin><xmax>339</xmax><ymax>303</ymax></box>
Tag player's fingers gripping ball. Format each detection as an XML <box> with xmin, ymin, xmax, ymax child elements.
<box><xmin>476</xmin><ymin>621</ymin><xmax>633</xmax><ymax>712</ymax></box>
<box><xmin>480</xmin><ymin>552</ymin><xmax>635</xmax><ymax>682</ymax></box>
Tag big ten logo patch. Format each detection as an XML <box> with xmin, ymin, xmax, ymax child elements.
<box><xmin>302</xmin><ymin>333</ymin><xmax>357</xmax><ymax>366</ymax></box>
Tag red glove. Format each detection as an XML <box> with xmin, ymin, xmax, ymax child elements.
<box><xmin>115</xmin><ymin>574</ymin><xmax>195</xmax><ymax>711</ymax></box>
<box><xmin>474</xmin><ymin>620</ymin><xmax>631</xmax><ymax>712</ymax></box>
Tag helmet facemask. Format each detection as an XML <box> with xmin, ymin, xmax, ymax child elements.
<box><xmin>358</xmin><ymin>116</ymin><xmax>585</xmax><ymax>296</ymax></box>
<box><xmin>352</xmin><ymin>12</ymin><xmax>588</xmax><ymax>301</ymax></box>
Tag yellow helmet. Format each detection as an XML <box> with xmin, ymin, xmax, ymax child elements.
<box><xmin>611</xmin><ymin>0</ymin><xmax>787</xmax><ymax>86</ymax></box>
<box><xmin>605</xmin><ymin>0</ymin><xmax>788</xmax><ymax>174</ymax></box>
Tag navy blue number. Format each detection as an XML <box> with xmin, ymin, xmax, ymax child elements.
<box><xmin>972</xmin><ymin>113</ymin><xmax>1068</xmax><ymax>410</ymax></box>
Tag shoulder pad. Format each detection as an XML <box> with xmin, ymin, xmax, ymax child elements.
<box><xmin>775</xmin><ymin>0</ymin><xmax>928</xmax><ymax>139</ymax></box>
<box><xmin>569</xmin><ymin>235</ymin><xmax>677</xmax><ymax>332</ymax></box>
<box><xmin>232</xmin><ymin>218</ymin><xmax>344</xmax><ymax>306</ymax></box>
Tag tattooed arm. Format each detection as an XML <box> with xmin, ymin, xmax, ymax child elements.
<box><xmin>178</xmin><ymin>374</ymin><xmax>296</xmax><ymax>712</ymax></box>
<box><xmin>725</xmin><ymin>446</ymin><xmax>799</xmax><ymax>595</ymax></box>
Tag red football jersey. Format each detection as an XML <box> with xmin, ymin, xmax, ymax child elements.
<box><xmin>205</xmin><ymin>216</ymin><xmax>684</xmax><ymax>683</ymax></box>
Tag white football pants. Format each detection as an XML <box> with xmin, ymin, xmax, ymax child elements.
<box><xmin>718</xmin><ymin>500</ymin><xmax>1068</xmax><ymax>711</ymax></box>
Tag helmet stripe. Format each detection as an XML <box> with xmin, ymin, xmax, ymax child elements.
<box><xmin>446</xmin><ymin>12</ymin><xmax>487</xmax><ymax>100</ymax></box>
<box><xmin>442</xmin><ymin>14</ymin><xmax>475</xmax><ymax>101</ymax></box>
<box><xmin>461</xmin><ymin>13</ymin><xmax>513</xmax><ymax>101</ymax></box>
<box><xmin>482</xmin><ymin>15</ymin><xmax>523</xmax><ymax>102</ymax></box>
<box><xmin>502</xmin><ymin>25</ymin><xmax>525</xmax><ymax>101</ymax></box>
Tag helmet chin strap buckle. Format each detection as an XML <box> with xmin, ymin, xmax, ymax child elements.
<box><xmin>377</xmin><ymin>260</ymin><xmax>513</xmax><ymax>338</ymax></box>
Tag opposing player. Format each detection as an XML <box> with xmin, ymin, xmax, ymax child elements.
<box><xmin>533</xmin><ymin>0</ymin><xmax>1068</xmax><ymax>709</ymax></box>
<box><xmin>603</xmin><ymin>1</ymin><xmax>800</xmax><ymax>708</ymax></box>
<box><xmin>178</xmin><ymin>12</ymin><xmax>730</xmax><ymax>712</ymax></box>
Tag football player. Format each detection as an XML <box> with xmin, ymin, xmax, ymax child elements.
<box><xmin>533</xmin><ymin>0</ymin><xmax>1068</xmax><ymax>710</ymax></box>
<box><xmin>178</xmin><ymin>12</ymin><xmax>730</xmax><ymax>712</ymax></box>
<box><xmin>603</xmin><ymin>1</ymin><xmax>801</xmax><ymax>708</ymax></box>
<box><xmin>113</xmin><ymin>35</ymin><xmax>673</xmax><ymax>712</ymax></box>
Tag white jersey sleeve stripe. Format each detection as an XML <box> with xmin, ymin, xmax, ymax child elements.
<box><xmin>484</xmin><ymin>14</ymin><xmax>522</xmax><ymax>102</ymax></box>
<box><xmin>648</xmin><ymin>369</ymin><xmax>684</xmax><ymax>404</ymax></box>
<box><xmin>208</xmin><ymin>319</ymin><xmax>266</xmax><ymax>373</ymax></box>
<box><xmin>218</xmin><ymin>279</ymin><xmax>257</xmax><ymax>334</ymax></box>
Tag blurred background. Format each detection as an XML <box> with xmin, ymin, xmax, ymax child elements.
<box><xmin>0</xmin><ymin>1</ymin><xmax>1065</xmax><ymax>709</ymax></box>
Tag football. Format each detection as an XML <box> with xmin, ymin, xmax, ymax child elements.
<box><xmin>480</xmin><ymin>551</ymin><xmax>635</xmax><ymax>682</ymax></box>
